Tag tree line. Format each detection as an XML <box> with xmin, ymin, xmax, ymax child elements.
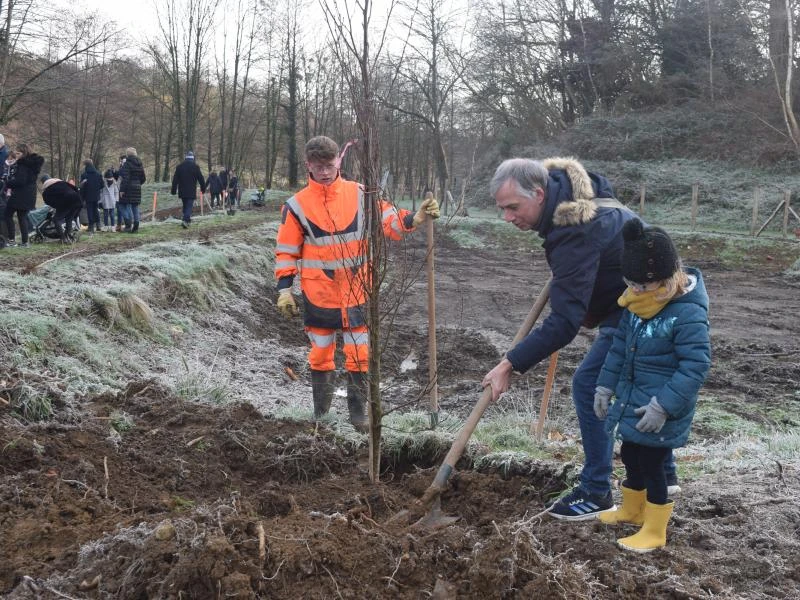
<box><xmin>1</xmin><ymin>0</ymin><xmax>797</xmax><ymax>204</ymax></box>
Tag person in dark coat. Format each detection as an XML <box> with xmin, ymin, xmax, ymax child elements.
<box><xmin>4</xmin><ymin>143</ymin><xmax>44</xmax><ymax>247</ymax></box>
<box><xmin>40</xmin><ymin>175</ymin><xmax>83</xmax><ymax>242</ymax></box>
<box><xmin>0</xmin><ymin>134</ymin><xmax>9</xmax><ymax>168</ymax></box>
<box><xmin>171</xmin><ymin>150</ymin><xmax>206</xmax><ymax>228</ymax></box>
<box><xmin>207</xmin><ymin>171</ymin><xmax>223</xmax><ymax>208</ymax></box>
<box><xmin>79</xmin><ymin>159</ymin><xmax>104</xmax><ymax>234</ymax></box>
<box><xmin>0</xmin><ymin>135</ymin><xmax>9</xmax><ymax>240</ymax></box>
<box><xmin>118</xmin><ymin>147</ymin><xmax>146</xmax><ymax>233</ymax></box>
<box><xmin>227</xmin><ymin>170</ymin><xmax>240</xmax><ymax>209</ymax></box>
<box><xmin>594</xmin><ymin>220</ymin><xmax>710</xmax><ymax>552</ymax></box>
<box><xmin>481</xmin><ymin>157</ymin><xmax>679</xmax><ymax>521</ymax></box>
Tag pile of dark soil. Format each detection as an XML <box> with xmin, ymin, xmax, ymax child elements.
<box><xmin>2</xmin><ymin>381</ymin><xmax>799</xmax><ymax>599</ymax></box>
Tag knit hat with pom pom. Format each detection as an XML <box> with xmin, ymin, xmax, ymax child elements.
<box><xmin>621</xmin><ymin>219</ymin><xmax>680</xmax><ymax>283</ymax></box>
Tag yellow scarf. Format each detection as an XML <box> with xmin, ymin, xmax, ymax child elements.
<box><xmin>618</xmin><ymin>287</ymin><xmax>671</xmax><ymax>319</ymax></box>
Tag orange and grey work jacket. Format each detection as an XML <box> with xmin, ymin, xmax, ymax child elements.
<box><xmin>274</xmin><ymin>175</ymin><xmax>415</xmax><ymax>329</ymax></box>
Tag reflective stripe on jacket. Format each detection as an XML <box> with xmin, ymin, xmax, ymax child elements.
<box><xmin>274</xmin><ymin>176</ymin><xmax>413</xmax><ymax>329</ymax></box>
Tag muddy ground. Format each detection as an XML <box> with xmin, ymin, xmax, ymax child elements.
<box><xmin>1</xmin><ymin>212</ymin><xmax>800</xmax><ymax>599</ymax></box>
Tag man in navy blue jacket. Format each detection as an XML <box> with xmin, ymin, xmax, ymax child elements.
<box><xmin>481</xmin><ymin>157</ymin><xmax>677</xmax><ymax>521</ymax></box>
<box><xmin>171</xmin><ymin>151</ymin><xmax>206</xmax><ymax>228</ymax></box>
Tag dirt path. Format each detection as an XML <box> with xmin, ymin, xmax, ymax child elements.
<box><xmin>1</xmin><ymin>216</ymin><xmax>799</xmax><ymax>598</ymax></box>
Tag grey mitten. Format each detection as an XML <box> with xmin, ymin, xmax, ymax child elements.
<box><xmin>634</xmin><ymin>397</ymin><xmax>668</xmax><ymax>433</ymax></box>
<box><xmin>593</xmin><ymin>386</ymin><xmax>614</xmax><ymax>419</ymax></box>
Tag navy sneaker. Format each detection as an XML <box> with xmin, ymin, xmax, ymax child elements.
<box><xmin>548</xmin><ymin>487</ymin><xmax>615</xmax><ymax>521</ymax></box>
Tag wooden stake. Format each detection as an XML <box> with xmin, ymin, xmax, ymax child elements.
<box><xmin>751</xmin><ymin>188</ymin><xmax>760</xmax><ymax>236</ymax></box>
<box><xmin>755</xmin><ymin>198</ymin><xmax>785</xmax><ymax>237</ymax></box>
<box><xmin>783</xmin><ymin>190</ymin><xmax>791</xmax><ymax>237</ymax></box>
<box><xmin>639</xmin><ymin>183</ymin><xmax>646</xmax><ymax>216</ymax></box>
<box><xmin>532</xmin><ymin>352</ymin><xmax>559</xmax><ymax>439</ymax></box>
<box><xmin>151</xmin><ymin>192</ymin><xmax>158</xmax><ymax>222</ymax></box>
<box><xmin>691</xmin><ymin>183</ymin><xmax>699</xmax><ymax>231</ymax></box>
<box><xmin>425</xmin><ymin>193</ymin><xmax>439</xmax><ymax>429</ymax></box>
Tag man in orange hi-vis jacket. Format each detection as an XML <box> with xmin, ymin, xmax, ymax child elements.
<box><xmin>275</xmin><ymin>136</ymin><xmax>440</xmax><ymax>431</ymax></box>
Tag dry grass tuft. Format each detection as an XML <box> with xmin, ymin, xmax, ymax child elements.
<box><xmin>117</xmin><ymin>293</ymin><xmax>155</xmax><ymax>331</ymax></box>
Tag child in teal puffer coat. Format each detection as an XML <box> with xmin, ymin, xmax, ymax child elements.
<box><xmin>593</xmin><ymin>219</ymin><xmax>711</xmax><ymax>553</ymax></box>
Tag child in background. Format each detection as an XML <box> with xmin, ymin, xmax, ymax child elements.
<box><xmin>100</xmin><ymin>168</ymin><xmax>119</xmax><ymax>231</ymax></box>
<box><xmin>593</xmin><ymin>219</ymin><xmax>711</xmax><ymax>552</ymax></box>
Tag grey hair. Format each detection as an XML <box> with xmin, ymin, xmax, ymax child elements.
<box><xmin>125</xmin><ymin>147</ymin><xmax>137</xmax><ymax>157</ymax></box>
<box><xmin>489</xmin><ymin>158</ymin><xmax>549</xmax><ymax>200</ymax></box>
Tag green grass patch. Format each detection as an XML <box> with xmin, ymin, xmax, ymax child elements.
<box><xmin>693</xmin><ymin>400</ymin><xmax>766</xmax><ymax>438</ymax></box>
<box><xmin>110</xmin><ymin>411</ymin><xmax>135</xmax><ymax>433</ymax></box>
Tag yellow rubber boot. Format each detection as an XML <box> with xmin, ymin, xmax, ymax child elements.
<box><xmin>598</xmin><ymin>486</ymin><xmax>646</xmax><ymax>526</ymax></box>
<box><xmin>617</xmin><ymin>501</ymin><xmax>674</xmax><ymax>553</ymax></box>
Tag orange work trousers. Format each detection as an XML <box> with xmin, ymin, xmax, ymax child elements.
<box><xmin>306</xmin><ymin>325</ymin><xmax>369</xmax><ymax>373</ymax></box>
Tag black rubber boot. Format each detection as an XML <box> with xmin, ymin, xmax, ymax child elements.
<box><xmin>131</xmin><ymin>221</ymin><xmax>139</xmax><ymax>233</ymax></box>
<box><xmin>311</xmin><ymin>370</ymin><xmax>335</xmax><ymax>419</ymax></box>
<box><xmin>347</xmin><ymin>372</ymin><xmax>369</xmax><ymax>433</ymax></box>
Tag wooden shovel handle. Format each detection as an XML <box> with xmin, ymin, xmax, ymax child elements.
<box><xmin>532</xmin><ymin>351</ymin><xmax>559</xmax><ymax>439</ymax></box>
<box><xmin>421</xmin><ymin>277</ymin><xmax>553</xmax><ymax>499</ymax></box>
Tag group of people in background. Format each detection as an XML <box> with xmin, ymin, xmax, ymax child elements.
<box><xmin>75</xmin><ymin>148</ymin><xmax>148</xmax><ymax>235</ymax></box>
<box><xmin>171</xmin><ymin>150</ymin><xmax>242</xmax><ymax>228</ymax></box>
<box><xmin>0</xmin><ymin>133</ymin><xmax>248</xmax><ymax>247</ymax></box>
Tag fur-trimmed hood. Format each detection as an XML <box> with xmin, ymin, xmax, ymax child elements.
<box><xmin>538</xmin><ymin>156</ymin><xmax>615</xmax><ymax>231</ymax></box>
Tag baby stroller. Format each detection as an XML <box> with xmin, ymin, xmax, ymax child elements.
<box><xmin>29</xmin><ymin>206</ymin><xmax>81</xmax><ymax>244</ymax></box>
<box><xmin>249</xmin><ymin>188</ymin><xmax>266</xmax><ymax>207</ymax></box>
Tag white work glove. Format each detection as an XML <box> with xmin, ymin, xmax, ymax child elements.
<box><xmin>634</xmin><ymin>397</ymin><xmax>668</xmax><ymax>433</ymax></box>
<box><xmin>593</xmin><ymin>386</ymin><xmax>613</xmax><ymax>419</ymax></box>
<box><xmin>412</xmin><ymin>196</ymin><xmax>441</xmax><ymax>226</ymax></box>
<box><xmin>277</xmin><ymin>289</ymin><xmax>299</xmax><ymax>319</ymax></box>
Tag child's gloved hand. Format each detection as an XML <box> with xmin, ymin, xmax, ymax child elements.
<box><xmin>593</xmin><ymin>386</ymin><xmax>613</xmax><ymax>419</ymax></box>
<box><xmin>634</xmin><ymin>397</ymin><xmax>668</xmax><ymax>433</ymax></box>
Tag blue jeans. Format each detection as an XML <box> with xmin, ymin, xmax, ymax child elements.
<box><xmin>118</xmin><ymin>203</ymin><xmax>140</xmax><ymax>225</ymax></box>
<box><xmin>572</xmin><ymin>326</ymin><xmax>676</xmax><ymax>497</ymax></box>
<box><xmin>181</xmin><ymin>198</ymin><xmax>194</xmax><ymax>223</ymax></box>
<box><xmin>103</xmin><ymin>208</ymin><xmax>115</xmax><ymax>226</ymax></box>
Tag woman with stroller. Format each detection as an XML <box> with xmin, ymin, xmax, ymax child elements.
<box><xmin>100</xmin><ymin>168</ymin><xmax>119</xmax><ymax>231</ymax></box>
<box><xmin>4</xmin><ymin>143</ymin><xmax>44</xmax><ymax>247</ymax></box>
<box><xmin>40</xmin><ymin>175</ymin><xmax>82</xmax><ymax>243</ymax></box>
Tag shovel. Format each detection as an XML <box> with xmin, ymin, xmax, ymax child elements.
<box><xmin>397</xmin><ymin>276</ymin><xmax>553</xmax><ymax>529</ymax></box>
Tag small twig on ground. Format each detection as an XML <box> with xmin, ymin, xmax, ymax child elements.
<box><xmin>44</xmin><ymin>585</ymin><xmax>83</xmax><ymax>600</ymax></box>
<box><xmin>747</xmin><ymin>496</ymin><xmax>792</xmax><ymax>508</ymax></box>
<box><xmin>741</xmin><ymin>350</ymin><xmax>800</xmax><ymax>357</ymax></box>
<box><xmin>186</xmin><ymin>435</ymin><xmax>205</xmax><ymax>447</ymax></box>
<box><xmin>386</xmin><ymin>554</ymin><xmax>404</xmax><ymax>588</ymax></box>
<box><xmin>511</xmin><ymin>505</ymin><xmax>555</xmax><ymax>535</ymax></box>
<box><xmin>492</xmin><ymin>520</ymin><xmax>505</xmax><ymax>539</ymax></box>
<box><xmin>258</xmin><ymin>521</ymin><xmax>266</xmax><ymax>562</ymax></box>
<box><xmin>263</xmin><ymin>559</ymin><xmax>286</xmax><ymax>581</ymax></box>
<box><xmin>103</xmin><ymin>456</ymin><xmax>109</xmax><ymax>499</ymax></box>
<box><xmin>321</xmin><ymin>564</ymin><xmax>343</xmax><ymax>599</ymax></box>
<box><xmin>131</xmin><ymin>384</ymin><xmax>152</xmax><ymax>400</ymax></box>
<box><xmin>22</xmin><ymin>248</ymin><xmax>88</xmax><ymax>274</ymax></box>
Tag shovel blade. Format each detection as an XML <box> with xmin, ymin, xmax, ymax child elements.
<box><xmin>411</xmin><ymin>497</ymin><xmax>460</xmax><ymax>531</ymax></box>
